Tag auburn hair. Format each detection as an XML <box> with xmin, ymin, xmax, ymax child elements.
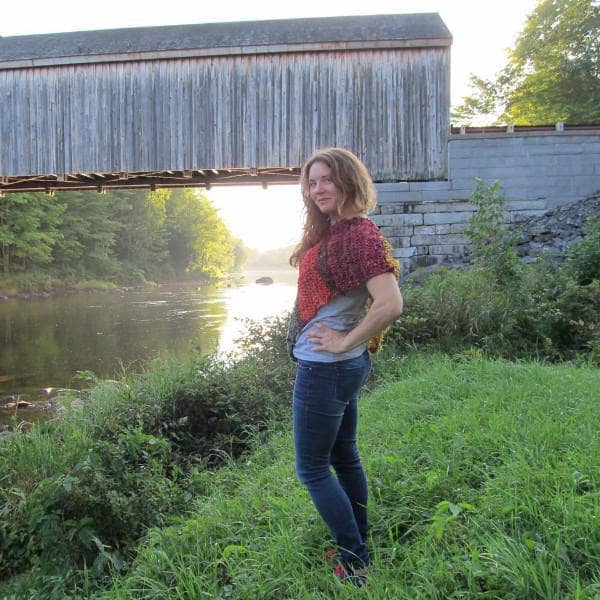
<box><xmin>289</xmin><ymin>148</ymin><xmax>377</xmax><ymax>267</ymax></box>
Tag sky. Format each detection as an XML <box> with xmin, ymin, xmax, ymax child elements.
<box><xmin>2</xmin><ymin>0</ymin><xmax>538</xmax><ymax>251</ymax></box>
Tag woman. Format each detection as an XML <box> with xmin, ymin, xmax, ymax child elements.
<box><xmin>287</xmin><ymin>147</ymin><xmax>403</xmax><ymax>586</ymax></box>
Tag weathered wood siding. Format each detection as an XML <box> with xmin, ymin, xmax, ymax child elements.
<box><xmin>0</xmin><ymin>47</ymin><xmax>449</xmax><ymax>181</ymax></box>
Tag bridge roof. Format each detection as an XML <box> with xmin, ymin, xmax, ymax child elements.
<box><xmin>0</xmin><ymin>13</ymin><xmax>451</xmax><ymax>68</ymax></box>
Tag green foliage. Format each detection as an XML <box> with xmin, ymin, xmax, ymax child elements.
<box><xmin>148</xmin><ymin>315</ymin><xmax>294</xmax><ymax>464</ymax></box>
<box><xmin>165</xmin><ymin>189</ymin><xmax>237</xmax><ymax>278</ymax></box>
<box><xmin>112</xmin><ymin>189</ymin><xmax>170</xmax><ymax>279</ymax></box>
<box><xmin>464</xmin><ymin>178</ymin><xmax>523</xmax><ymax>285</ymax></box>
<box><xmin>0</xmin><ymin>193</ymin><xmax>65</xmax><ymax>273</ymax></box>
<box><xmin>0</xmin><ymin>187</ymin><xmax>243</xmax><ymax>293</ymax></box>
<box><xmin>0</xmin><ymin>270</ymin><xmax>63</xmax><ymax>294</ymax></box>
<box><xmin>232</xmin><ymin>238</ymin><xmax>251</xmax><ymax>272</ymax></box>
<box><xmin>53</xmin><ymin>190</ymin><xmax>124</xmax><ymax>277</ymax></box>
<box><xmin>526</xmin><ymin>262</ymin><xmax>600</xmax><ymax>359</ymax></box>
<box><xmin>387</xmin><ymin>182</ymin><xmax>599</xmax><ymax>363</ymax></box>
<box><xmin>565</xmin><ymin>215</ymin><xmax>600</xmax><ymax>285</ymax></box>
<box><xmin>95</xmin><ymin>357</ymin><xmax>600</xmax><ymax>599</ymax></box>
<box><xmin>388</xmin><ymin>256</ymin><xmax>600</xmax><ymax>363</ymax></box>
<box><xmin>453</xmin><ymin>0</ymin><xmax>600</xmax><ymax>125</ymax></box>
<box><xmin>0</xmin><ymin>316</ymin><xmax>294</xmax><ymax>592</ymax></box>
<box><xmin>0</xmin><ymin>431</ymin><xmax>177</xmax><ymax>579</ymax></box>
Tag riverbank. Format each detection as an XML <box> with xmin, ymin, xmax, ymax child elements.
<box><xmin>1</xmin><ymin>350</ymin><xmax>598</xmax><ymax>598</ymax></box>
<box><xmin>0</xmin><ymin>271</ymin><xmax>256</xmax><ymax>300</ymax></box>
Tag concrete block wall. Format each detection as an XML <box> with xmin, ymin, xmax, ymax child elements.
<box><xmin>372</xmin><ymin>130</ymin><xmax>600</xmax><ymax>275</ymax></box>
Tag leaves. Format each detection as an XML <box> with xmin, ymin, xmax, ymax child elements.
<box><xmin>1</xmin><ymin>187</ymin><xmax>248</xmax><ymax>284</ymax></box>
<box><xmin>464</xmin><ymin>178</ymin><xmax>523</xmax><ymax>285</ymax></box>
<box><xmin>453</xmin><ymin>0</ymin><xmax>600</xmax><ymax>125</ymax></box>
<box><xmin>166</xmin><ymin>188</ymin><xmax>238</xmax><ymax>277</ymax></box>
<box><xmin>0</xmin><ymin>193</ymin><xmax>65</xmax><ymax>273</ymax></box>
<box><xmin>430</xmin><ymin>500</ymin><xmax>477</xmax><ymax>541</ymax></box>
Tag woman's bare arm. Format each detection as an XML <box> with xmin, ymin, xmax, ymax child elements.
<box><xmin>307</xmin><ymin>272</ymin><xmax>403</xmax><ymax>354</ymax></box>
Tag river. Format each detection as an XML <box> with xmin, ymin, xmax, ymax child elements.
<box><xmin>0</xmin><ymin>270</ymin><xmax>297</xmax><ymax>425</ymax></box>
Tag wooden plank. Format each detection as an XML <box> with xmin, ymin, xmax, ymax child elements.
<box><xmin>0</xmin><ymin>45</ymin><xmax>450</xmax><ymax>180</ymax></box>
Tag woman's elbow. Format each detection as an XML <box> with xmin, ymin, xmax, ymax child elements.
<box><xmin>390</xmin><ymin>298</ymin><xmax>403</xmax><ymax>320</ymax></box>
<box><xmin>385</xmin><ymin>296</ymin><xmax>403</xmax><ymax>322</ymax></box>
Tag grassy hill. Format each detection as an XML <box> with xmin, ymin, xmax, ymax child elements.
<box><xmin>91</xmin><ymin>355</ymin><xmax>599</xmax><ymax>599</ymax></box>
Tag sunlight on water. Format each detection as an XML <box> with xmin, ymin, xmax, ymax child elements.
<box><xmin>218</xmin><ymin>279</ymin><xmax>296</xmax><ymax>354</ymax></box>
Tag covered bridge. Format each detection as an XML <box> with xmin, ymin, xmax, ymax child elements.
<box><xmin>0</xmin><ymin>13</ymin><xmax>451</xmax><ymax>194</ymax></box>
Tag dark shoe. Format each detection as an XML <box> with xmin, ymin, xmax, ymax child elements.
<box><xmin>335</xmin><ymin>562</ymin><xmax>368</xmax><ymax>586</ymax></box>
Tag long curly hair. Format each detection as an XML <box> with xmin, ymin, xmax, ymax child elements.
<box><xmin>289</xmin><ymin>148</ymin><xmax>377</xmax><ymax>267</ymax></box>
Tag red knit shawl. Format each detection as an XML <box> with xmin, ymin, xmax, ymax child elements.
<box><xmin>287</xmin><ymin>217</ymin><xmax>399</xmax><ymax>355</ymax></box>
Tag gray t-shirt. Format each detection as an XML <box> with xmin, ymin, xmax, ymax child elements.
<box><xmin>292</xmin><ymin>285</ymin><xmax>369</xmax><ymax>363</ymax></box>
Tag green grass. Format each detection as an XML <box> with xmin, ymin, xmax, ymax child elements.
<box><xmin>1</xmin><ymin>354</ymin><xmax>598</xmax><ymax>598</ymax></box>
<box><xmin>70</xmin><ymin>279</ymin><xmax>117</xmax><ymax>290</ymax></box>
<box><xmin>94</xmin><ymin>354</ymin><xmax>599</xmax><ymax>599</ymax></box>
<box><xmin>0</xmin><ymin>271</ymin><xmax>118</xmax><ymax>295</ymax></box>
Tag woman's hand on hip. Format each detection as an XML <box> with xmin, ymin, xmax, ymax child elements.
<box><xmin>308</xmin><ymin>322</ymin><xmax>349</xmax><ymax>354</ymax></box>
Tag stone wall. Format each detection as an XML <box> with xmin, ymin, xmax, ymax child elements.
<box><xmin>372</xmin><ymin>128</ymin><xmax>600</xmax><ymax>276</ymax></box>
<box><xmin>515</xmin><ymin>193</ymin><xmax>600</xmax><ymax>263</ymax></box>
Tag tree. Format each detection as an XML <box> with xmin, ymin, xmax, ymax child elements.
<box><xmin>53</xmin><ymin>190</ymin><xmax>126</xmax><ymax>277</ymax></box>
<box><xmin>165</xmin><ymin>189</ymin><xmax>236</xmax><ymax>277</ymax></box>
<box><xmin>453</xmin><ymin>0</ymin><xmax>600</xmax><ymax>125</ymax></box>
<box><xmin>231</xmin><ymin>239</ymin><xmax>251</xmax><ymax>272</ymax></box>
<box><xmin>112</xmin><ymin>189</ymin><xmax>170</xmax><ymax>278</ymax></box>
<box><xmin>0</xmin><ymin>187</ymin><xmax>239</xmax><ymax>282</ymax></box>
<box><xmin>0</xmin><ymin>193</ymin><xmax>64</xmax><ymax>273</ymax></box>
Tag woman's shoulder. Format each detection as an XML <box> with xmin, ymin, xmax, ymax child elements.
<box><xmin>336</xmin><ymin>216</ymin><xmax>380</xmax><ymax>237</ymax></box>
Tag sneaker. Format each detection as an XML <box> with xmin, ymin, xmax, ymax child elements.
<box><xmin>324</xmin><ymin>548</ymin><xmax>368</xmax><ymax>586</ymax></box>
<box><xmin>339</xmin><ymin>565</ymin><xmax>368</xmax><ymax>587</ymax></box>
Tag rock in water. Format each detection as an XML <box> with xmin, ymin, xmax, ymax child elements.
<box><xmin>255</xmin><ymin>276</ymin><xmax>274</xmax><ymax>285</ymax></box>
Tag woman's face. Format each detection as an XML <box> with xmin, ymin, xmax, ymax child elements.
<box><xmin>307</xmin><ymin>161</ymin><xmax>343</xmax><ymax>217</ymax></box>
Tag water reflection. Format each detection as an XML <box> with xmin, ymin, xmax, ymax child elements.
<box><xmin>0</xmin><ymin>271</ymin><xmax>297</xmax><ymax>424</ymax></box>
<box><xmin>219</xmin><ymin>279</ymin><xmax>297</xmax><ymax>355</ymax></box>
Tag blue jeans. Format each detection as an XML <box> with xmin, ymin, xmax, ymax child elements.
<box><xmin>293</xmin><ymin>351</ymin><xmax>371</xmax><ymax>569</ymax></box>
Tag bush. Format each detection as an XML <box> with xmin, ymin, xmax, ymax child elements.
<box><xmin>464</xmin><ymin>178</ymin><xmax>523</xmax><ymax>286</ymax></box>
<box><xmin>0</xmin><ymin>431</ymin><xmax>178</xmax><ymax>579</ymax></box>
<box><xmin>565</xmin><ymin>215</ymin><xmax>600</xmax><ymax>285</ymax></box>
<box><xmin>389</xmin><ymin>267</ymin><xmax>536</xmax><ymax>358</ymax></box>
<box><xmin>386</xmin><ymin>180</ymin><xmax>600</xmax><ymax>363</ymax></box>
<box><xmin>526</xmin><ymin>269</ymin><xmax>600</xmax><ymax>360</ymax></box>
<box><xmin>152</xmin><ymin>315</ymin><xmax>294</xmax><ymax>463</ymax></box>
<box><xmin>0</xmin><ymin>270</ymin><xmax>62</xmax><ymax>294</ymax></box>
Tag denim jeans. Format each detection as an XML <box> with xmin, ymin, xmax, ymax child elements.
<box><xmin>292</xmin><ymin>351</ymin><xmax>371</xmax><ymax>569</ymax></box>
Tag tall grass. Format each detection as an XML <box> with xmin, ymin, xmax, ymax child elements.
<box><xmin>80</xmin><ymin>355</ymin><xmax>600</xmax><ymax>599</ymax></box>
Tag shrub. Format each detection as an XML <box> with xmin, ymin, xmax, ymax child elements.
<box><xmin>389</xmin><ymin>268</ymin><xmax>535</xmax><ymax>357</ymax></box>
<box><xmin>388</xmin><ymin>244</ymin><xmax>600</xmax><ymax>363</ymax></box>
<box><xmin>565</xmin><ymin>215</ymin><xmax>600</xmax><ymax>285</ymax></box>
<box><xmin>386</xmin><ymin>180</ymin><xmax>599</xmax><ymax>363</ymax></box>
<box><xmin>0</xmin><ymin>270</ymin><xmax>62</xmax><ymax>294</ymax></box>
<box><xmin>0</xmin><ymin>430</ymin><xmax>178</xmax><ymax>579</ymax></box>
<box><xmin>154</xmin><ymin>315</ymin><xmax>294</xmax><ymax>463</ymax></box>
<box><xmin>464</xmin><ymin>178</ymin><xmax>523</xmax><ymax>286</ymax></box>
